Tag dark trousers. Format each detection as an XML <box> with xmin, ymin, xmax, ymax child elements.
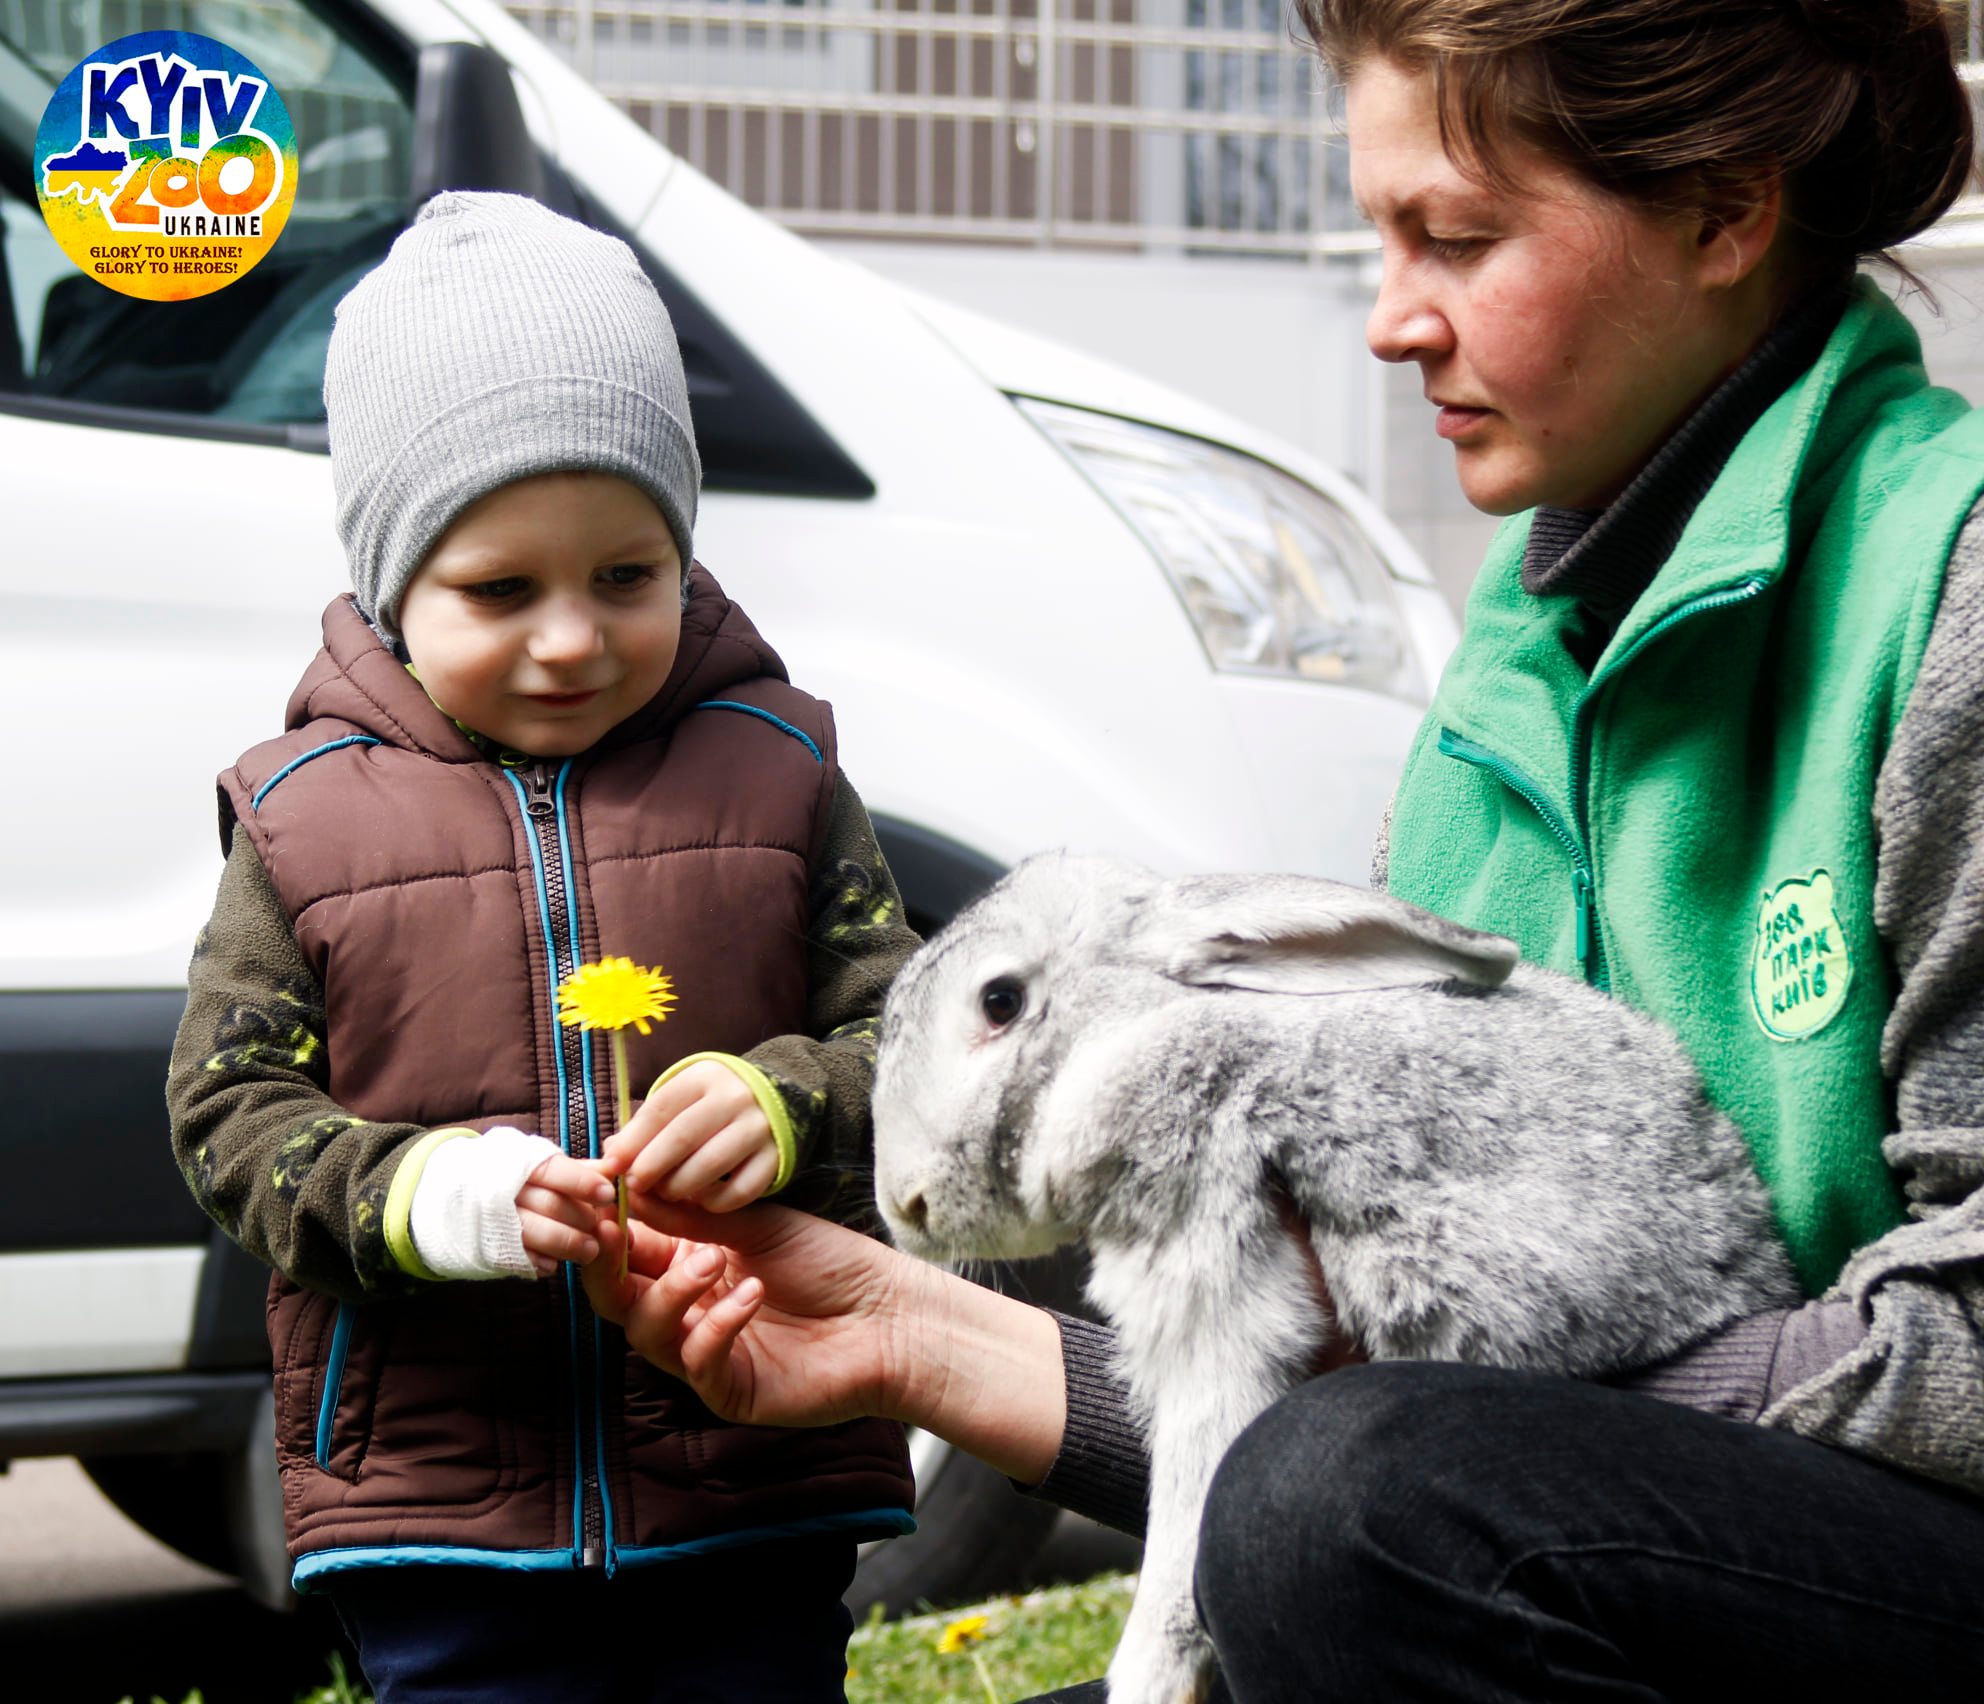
<box><xmin>327</xmin><ymin>1537</ymin><xmax>857</xmax><ymax>1703</ymax></box>
<box><xmin>1030</xmin><ymin>1361</ymin><xmax>1984</xmax><ymax>1702</ymax></box>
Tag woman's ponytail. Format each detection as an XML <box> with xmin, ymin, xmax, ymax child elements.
<box><xmin>1791</xmin><ymin>0</ymin><xmax>1975</xmax><ymax>257</ymax></box>
<box><xmin>1786</xmin><ymin>0</ymin><xmax>1888</xmax><ymax>65</ymax></box>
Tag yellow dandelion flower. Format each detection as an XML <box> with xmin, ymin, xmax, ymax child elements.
<box><xmin>556</xmin><ymin>957</ymin><xmax>677</xmax><ymax>1035</ymax></box>
<box><xmin>554</xmin><ymin>956</ymin><xmax>678</xmax><ymax>1281</ymax></box>
<box><xmin>553</xmin><ymin>957</ymin><xmax>679</xmax><ymax>1115</ymax></box>
<box><xmin>936</xmin><ymin>1614</ymin><xmax>991</xmax><ymax>1655</ymax></box>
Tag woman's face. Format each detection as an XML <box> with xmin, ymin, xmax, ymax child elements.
<box><xmin>1347</xmin><ymin>58</ymin><xmax>1761</xmax><ymax>515</ymax></box>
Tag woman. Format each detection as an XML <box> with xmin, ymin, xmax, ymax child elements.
<box><xmin>587</xmin><ymin>1</ymin><xmax>1984</xmax><ymax>1694</ymax></box>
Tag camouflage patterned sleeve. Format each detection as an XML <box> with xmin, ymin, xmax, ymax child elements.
<box><xmin>167</xmin><ymin>828</ymin><xmax>428</xmax><ymax>1301</ymax></box>
<box><xmin>743</xmin><ymin>772</ymin><xmax>923</xmax><ymax>1228</ymax></box>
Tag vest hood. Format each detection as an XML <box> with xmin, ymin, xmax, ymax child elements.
<box><xmin>283</xmin><ymin>566</ymin><xmax>791</xmax><ymax>760</ymax></box>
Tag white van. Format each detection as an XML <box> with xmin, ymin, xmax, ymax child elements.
<box><xmin>0</xmin><ymin>0</ymin><xmax>1453</xmax><ymax>1614</ymax></box>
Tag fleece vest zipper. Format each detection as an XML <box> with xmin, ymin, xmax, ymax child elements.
<box><xmin>1435</xmin><ymin>577</ymin><xmax>1772</xmax><ymax>994</ymax></box>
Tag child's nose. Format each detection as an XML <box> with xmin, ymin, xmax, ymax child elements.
<box><xmin>529</xmin><ymin>600</ymin><xmax>607</xmax><ymax>663</ymax></box>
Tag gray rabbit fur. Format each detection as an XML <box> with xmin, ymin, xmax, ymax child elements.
<box><xmin>871</xmin><ymin>851</ymin><xmax>1800</xmax><ymax>1704</ymax></box>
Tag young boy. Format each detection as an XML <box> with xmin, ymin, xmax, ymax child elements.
<box><xmin>167</xmin><ymin>192</ymin><xmax>917</xmax><ymax>1701</ymax></box>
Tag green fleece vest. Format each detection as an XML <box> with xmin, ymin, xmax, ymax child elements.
<box><xmin>1387</xmin><ymin>283</ymin><xmax>1984</xmax><ymax>1295</ymax></box>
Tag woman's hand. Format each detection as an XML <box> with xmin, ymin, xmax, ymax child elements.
<box><xmin>583</xmin><ymin>1193</ymin><xmax>1071</xmax><ymax>1482</ymax></box>
<box><xmin>581</xmin><ymin>1195</ymin><xmax>916</xmax><ymax>1430</ymax></box>
<box><xmin>1277</xmin><ymin>1187</ymin><xmax>1368</xmax><ymax>1374</ymax></box>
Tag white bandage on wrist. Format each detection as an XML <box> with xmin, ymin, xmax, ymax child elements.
<box><xmin>408</xmin><ymin>1126</ymin><xmax>564</xmax><ymax>1281</ymax></box>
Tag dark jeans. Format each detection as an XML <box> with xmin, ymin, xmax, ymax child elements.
<box><xmin>327</xmin><ymin>1536</ymin><xmax>857</xmax><ymax>1703</ymax></box>
<box><xmin>1027</xmin><ymin>1362</ymin><xmax>1984</xmax><ymax>1702</ymax></box>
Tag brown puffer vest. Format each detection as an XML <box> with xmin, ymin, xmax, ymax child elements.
<box><xmin>219</xmin><ymin>573</ymin><xmax>913</xmax><ymax>1587</ymax></box>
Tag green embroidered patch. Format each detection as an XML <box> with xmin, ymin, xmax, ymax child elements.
<box><xmin>269</xmin><ymin>1114</ymin><xmax>361</xmax><ymax>1195</ymax></box>
<box><xmin>1751</xmin><ymin>869</ymin><xmax>1853</xmax><ymax>1042</ymax></box>
<box><xmin>826</xmin><ymin>1014</ymin><xmax>880</xmax><ymax>1060</ymax></box>
<box><xmin>818</xmin><ymin>858</ymin><xmax>899</xmax><ymax>945</ymax></box>
<box><xmin>206</xmin><ymin>985</ymin><xmax>328</xmax><ymax>1076</ymax></box>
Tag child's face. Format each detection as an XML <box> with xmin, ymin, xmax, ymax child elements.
<box><xmin>398</xmin><ymin>472</ymin><xmax>684</xmax><ymax>757</ymax></box>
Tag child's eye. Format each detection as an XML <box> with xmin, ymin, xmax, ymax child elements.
<box><xmin>463</xmin><ymin>576</ymin><xmax>529</xmax><ymax>603</ymax></box>
<box><xmin>600</xmin><ymin>564</ymin><xmax>660</xmax><ymax>589</ymax></box>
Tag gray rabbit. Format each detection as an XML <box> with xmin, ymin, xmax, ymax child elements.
<box><xmin>871</xmin><ymin>851</ymin><xmax>1800</xmax><ymax>1704</ymax></box>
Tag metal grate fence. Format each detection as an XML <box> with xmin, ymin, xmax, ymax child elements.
<box><xmin>506</xmin><ymin>0</ymin><xmax>1357</xmax><ymax>254</ymax></box>
<box><xmin>512</xmin><ymin>0</ymin><xmax>1984</xmax><ymax>256</ymax></box>
<box><xmin>7</xmin><ymin>0</ymin><xmax>1979</xmax><ymax>257</ymax></box>
<box><xmin>1957</xmin><ymin>1</ymin><xmax>1984</xmax><ymax>233</ymax></box>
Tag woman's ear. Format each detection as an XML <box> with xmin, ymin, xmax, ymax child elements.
<box><xmin>1693</xmin><ymin>177</ymin><xmax>1784</xmax><ymax>291</ymax></box>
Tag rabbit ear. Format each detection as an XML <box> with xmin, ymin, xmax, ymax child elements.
<box><xmin>1144</xmin><ymin>875</ymin><xmax>1520</xmax><ymax>996</ymax></box>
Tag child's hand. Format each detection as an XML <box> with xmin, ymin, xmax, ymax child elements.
<box><xmin>517</xmin><ymin>1152</ymin><xmax>616</xmax><ymax>1276</ymax></box>
<box><xmin>602</xmin><ymin>1063</ymin><xmax>778</xmax><ymax>1212</ymax></box>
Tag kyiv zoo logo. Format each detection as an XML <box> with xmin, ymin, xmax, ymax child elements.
<box><xmin>34</xmin><ymin>31</ymin><xmax>297</xmax><ymax>303</ymax></box>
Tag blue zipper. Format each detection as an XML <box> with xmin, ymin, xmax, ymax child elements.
<box><xmin>550</xmin><ymin>765</ymin><xmax>619</xmax><ymax>1574</ymax></box>
<box><xmin>315</xmin><ymin>1303</ymin><xmax>354</xmax><ymax>1468</ymax></box>
<box><xmin>1439</xmin><ymin>575</ymin><xmax>1770</xmax><ymax>991</ymax></box>
<box><xmin>506</xmin><ymin>760</ymin><xmax>611</xmax><ymax>1570</ymax></box>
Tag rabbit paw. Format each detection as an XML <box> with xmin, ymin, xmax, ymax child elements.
<box><xmin>1106</xmin><ymin>1598</ymin><xmax>1216</xmax><ymax>1704</ymax></box>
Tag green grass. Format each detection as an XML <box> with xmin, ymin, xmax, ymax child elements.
<box><xmin>845</xmin><ymin>1572</ymin><xmax>1132</xmax><ymax>1703</ymax></box>
<box><xmin>119</xmin><ymin>1648</ymin><xmax>370</xmax><ymax>1704</ymax></box>
<box><xmin>295</xmin><ymin>1652</ymin><xmax>370</xmax><ymax>1704</ymax></box>
<box><xmin>130</xmin><ymin>1571</ymin><xmax>1132</xmax><ymax>1704</ymax></box>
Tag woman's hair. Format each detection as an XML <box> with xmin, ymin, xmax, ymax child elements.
<box><xmin>1301</xmin><ymin>0</ymin><xmax>1976</xmax><ymax>267</ymax></box>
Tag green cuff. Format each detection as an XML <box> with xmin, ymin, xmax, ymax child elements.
<box><xmin>383</xmin><ymin>1128</ymin><xmax>477</xmax><ymax>1281</ymax></box>
<box><xmin>647</xmin><ymin>1052</ymin><xmax>798</xmax><ymax>1194</ymax></box>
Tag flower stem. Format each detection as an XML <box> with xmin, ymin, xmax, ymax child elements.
<box><xmin>612</xmin><ymin>1030</ymin><xmax>631</xmax><ymax>1280</ymax></box>
<box><xmin>970</xmin><ymin>1650</ymin><xmax>1003</xmax><ymax>1704</ymax></box>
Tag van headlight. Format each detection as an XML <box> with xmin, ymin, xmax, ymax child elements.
<box><xmin>1015</xmin><ymin>398</ymin><xmax>1423</xmax><ymax>701</ymax></box>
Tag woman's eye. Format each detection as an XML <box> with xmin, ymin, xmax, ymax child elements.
<box><xmin>1424</xmin><ymin>235</ymin><xmax>1487</xmax><ymax>261</ymax></box>
<box><xmin>980</xmin><ymin>977</ymin><xmax>1026</xmax><ymax>1028</ymax></box>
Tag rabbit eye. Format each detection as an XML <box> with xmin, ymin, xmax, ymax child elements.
<box><xmin>980</xmin><ymin>977</ymin><xmax>1026</xmax><ymax>1028</ymax></box>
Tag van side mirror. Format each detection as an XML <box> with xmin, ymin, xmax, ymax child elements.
<box><xmin>410</xmin><ymin>41</ymin><xmax>563</xmax><ymax>208</ymax></box>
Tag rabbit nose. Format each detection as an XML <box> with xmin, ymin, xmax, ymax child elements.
<box><xmin>897</xmin><ymin>1191</ymin><xmax>928</xmax><ymax>1232</ymax></box>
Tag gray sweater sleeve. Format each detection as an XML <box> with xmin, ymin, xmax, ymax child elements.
<box><xmin>1751</xmin><ymin>504</ymin><xmax>1984</xmax><ymax>1491</ymax></box>
<box><xmin>1617</xmin><ymin>506</ymin><xmax>1984</xmax><ymax>1490</ymax></box>
<box><xmin>1023</xmin><ymin>1311</ymin><xmax>1150</xmax><ymax>1536</ymax></box>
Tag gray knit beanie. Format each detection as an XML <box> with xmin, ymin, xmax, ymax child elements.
<box><xmin>324</xmin><ymin>191</ymin><xmax>700</xmax><ymax>644</ymax></box>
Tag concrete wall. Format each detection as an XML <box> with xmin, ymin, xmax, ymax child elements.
<box><xmin>1897</xmin><ymin>241</ymin><xmax>1984</xmax><ymax>402</ymax></box>
<box><xmin>827</xmin><ymin>235</ymin><xmax>1984</xmax><ymax>614</ymax></box>
<box><xmin>824</xmin><ymin>239</ymin><xmax>1501</xmax><ymax>609</ymax></box>
<box><xmin>823</xmin><ymin>241</ymin><xmax>1378</xmax><ymax>480</ymax></box>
